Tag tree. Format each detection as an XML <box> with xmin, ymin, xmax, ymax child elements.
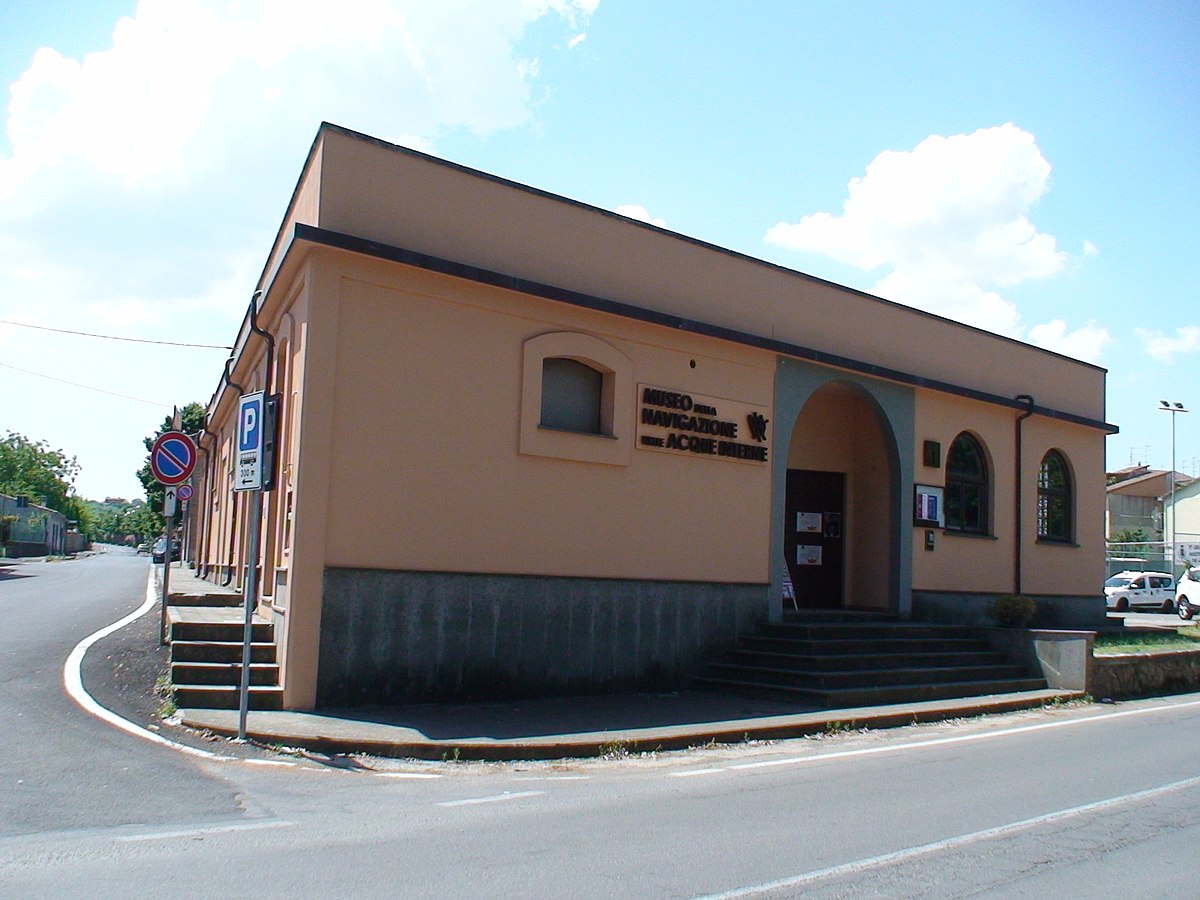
<box><xmin>137</xmin><ymin>403</ymin><xmax>206</xmax><ymax>528</ymax></box>
<box><xmin>0</xmin><ymin>432</ymin><xmax>80</xmax><ymax>518</ymax></box>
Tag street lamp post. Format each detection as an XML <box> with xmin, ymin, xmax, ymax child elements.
<box><xmin>1159</xmin><ymin>400</ymin><xmax>1190</xmax><ymax>572</ymax></box>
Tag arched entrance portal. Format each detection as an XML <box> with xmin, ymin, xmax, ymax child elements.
<box><xmin>782</xmin><ymin>380</ymin><xmax>900</xmax><ymax>612</ymax></box>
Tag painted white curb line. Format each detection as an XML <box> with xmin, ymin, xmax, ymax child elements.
<box><xmin>62</xmin><ymin>571</ymin><xmax>228</xmax><ymax>761</ymax></box>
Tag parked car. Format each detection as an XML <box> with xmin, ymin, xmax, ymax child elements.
<box><xmin>1104</xmin><ymin>570</ymin><xmax>1176</xmax><ymax>613</ymax></box>
<box><xmin>150</xmin><ymin>542</ymin><xmax>177</xmax><ymax>564</ymax></box>
<box><xmin>136</xmin><ymin>542</ymin><xmax>149</xmax><ymax>555</ymax></box>
<box><xmin>1176</xmin><ymin>568</ymin><xmax>1200</xmax><ymax>620</ymax></box>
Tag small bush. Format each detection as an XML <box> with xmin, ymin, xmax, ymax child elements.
<box><xmin>994</xmin><ymin>593</ymin><xmax>1036</xmax><ymax>627</ymax></box>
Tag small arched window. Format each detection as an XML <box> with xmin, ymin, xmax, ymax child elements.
<box><xmin>540</xmin><ymin>357</ymin><xmax>604</xmax><ymax>435</ymax></box>
<box><xmin>945</xmin><ymin>432</ymin><xmax>989</xmax><ymax>534</ymax></box>
<box><xmin>1038</xmin><ymin>450</ymin><xmax>1073</xmax><ymax>542</ymax></box>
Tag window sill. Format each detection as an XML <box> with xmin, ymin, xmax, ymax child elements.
<box><xmin>941</xmin><ymin>529</ymin><xmax>998</xmax><ymax>541</ymax></box>
<box><xmin>537</xmin><ymin>425</ymin><xmax>618</xmax><ymax>440</ymax></box>
<box><xmin>1036</xmin><ymin>537</ymin><xmax>1078</xmax><ymax>548</ymax></box>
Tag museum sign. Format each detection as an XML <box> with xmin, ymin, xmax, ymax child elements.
<box><xmin>636</xmin><ymin>384</ymin><xmax>770</xmax><ymax>465</ymax></box>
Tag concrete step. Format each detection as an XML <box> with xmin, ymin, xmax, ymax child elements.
<box><xmin>167</xmin><ymin>592</ymin><xmax>242</xmax><ymax>608</ymax></box>
<box><xmin>694</xmin><ymin>676</ymin><xmax>1048</xmax><ymax>708</ymax></box>
<box><xmin>722</xmin><ymin>649</ymin><xmax>1010</xmax><ymax>672</ymax></box>
<box><xmin>741</xmin><ymin>635</ymin><xmax>993</xmax><ymax>655</ymax></box>
<box><xmin>706</xmin><ymin>662</ymin><xmax>1029</xmax><ymax>691</ymax></box>
<box><xmin>169</xmin><ymin>620</ymin><xmax>273</xmax><ymax>644</ymax></box>
<box><xmin>170</xmin><ymin>640</ymin><xmax>277</xmax><ymax>664</ymax></box>
<box><xmin>173</xmin><ymin>684</ymin><xmax>284</xmax><ymax>711</ymax></box>
<box><xmin>781</xmin><ymin>610</ymin><xmax>899</xmax><ymax>623</ymax></box>
<box><xmin>758</xmin><ymin>621</ymin><xmax>987</xmax><ymax>641</ymax></box>
<box><xmin>171</xmin><ymin>661</ymin><xmax>280</xmax><ymax>687</ymax></box>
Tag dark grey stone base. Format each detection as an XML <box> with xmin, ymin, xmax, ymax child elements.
<box><xmin>912</xmin><ymin>591</ymin><xmax>1109</xmax><ymax>630</ymax></box>
<box><xmin>317</xmin><ymin>568</ymin><xmax>767</xmax><ymax>707</ymax></box>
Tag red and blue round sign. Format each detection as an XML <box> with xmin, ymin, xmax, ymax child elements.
<box><xmin>150</xmin><ymin>431</ymin><xmax>198</xmax><ymax>486</ymax></box>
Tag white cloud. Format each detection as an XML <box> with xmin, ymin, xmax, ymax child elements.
<box><xmin>1</xmin><ymin>0</ymin><xmax>599</xmax><ymax>204</ymax></box>
<box><xmin>0</xmin><ymin>0</ymin><xmax>598</xmax><ymax>498</ymax></box>
<box><xmin>569</xmin><ymin>33</ymin><xmax>587</xmax><ymax>49</ymax></box>
<box><xmin>1083</xmin><ymin>240</ymin><xmax>1099</xmax><ymax>257</ymax></box>
<box><xmin>1027</xmin><ymin>319</ymin><xmax>1112</xmax><ymax>363</ymax></box>
<box><xmin>765</xmin><ymin>124</ymin><xmax>1100</xmax><ymax>351</ymax></box>
<box><xmin>616</xmin><ymin>204</ymin><xmax>666</xmax><ymax>228</ymax></box>
<box><xmin>1138</xmin><ymin>325</ymin><xmax>1200</xmax><ymax>362</ymax></box>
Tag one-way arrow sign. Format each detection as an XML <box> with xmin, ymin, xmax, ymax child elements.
<box><xmin>163</xmin><ymin>486</ymin><xmax>178</xmax><ymax>517</ymax></box>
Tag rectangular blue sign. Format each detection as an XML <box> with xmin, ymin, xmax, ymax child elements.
<box><xmin>235</xmin><ymin>391</ymin><xmax>264</xmax><ymax>491</ymax></box>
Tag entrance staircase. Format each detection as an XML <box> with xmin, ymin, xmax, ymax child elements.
<box><xmin>695</xmin><ymin>611</ymin><xmax>1047</xmax><ymax>707</ymax></box>
<box><xmin>167</xmin><ymin>600</ymin><xmax>283</xmax><ymax>710</ymax></box>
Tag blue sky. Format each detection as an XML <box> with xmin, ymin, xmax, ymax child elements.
<box><xmin>1</xmin><ymin>1</ymin><xmax>1197</xmax><ymax>500</ymax></box>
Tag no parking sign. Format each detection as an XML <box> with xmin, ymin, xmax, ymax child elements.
<box><xmin>149</xmin><ymin>431</ymin><xmax>197</xmax><ymax>486</ymax></box>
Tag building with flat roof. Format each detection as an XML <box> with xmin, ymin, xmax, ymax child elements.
<box><xmin>191</xmin><ymin>124</ymin><xmax>1114</xmax><ymax>710</ymax></box>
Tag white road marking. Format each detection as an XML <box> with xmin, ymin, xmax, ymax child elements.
<box><xmin>693</xmin><ymin>773</ymin><xmax>1200</xmax><ymax>899</ymax></box>
<box><xmin>116</xmin><ymin>818</ymin><xmax>293</xmax><ymax>843</ymax></box>
<box><xmin>438</xmin><ymin>790</ymin><xmax>545</xmax><ymax>808</ymax></box>
<box><xmin>377</xmin><ymin>772</ymin><xmax>444</xmax><ymax>779</ymax></box>
<box><xmin>665</xmin><ymin>697</ymin><xmax>1200</xmax><ymax>777</ymax></box>
<box><xmin>63</xmin><ymin>573</ymin><xmax>226</xmax><ymax>761</ymax></box>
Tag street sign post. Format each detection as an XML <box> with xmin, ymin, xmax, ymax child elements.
<box><xmin>149</xmin><ymin>430</ymin><xmax>196</xmax><ymax>643</ymax></box>
<box><xmin>235</xmin><ymin>392</ymin><xmax>264</xmax><ymax>492</ymax></box>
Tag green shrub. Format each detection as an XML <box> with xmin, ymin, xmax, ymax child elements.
<box><xmin>994</xmin><ymin>593</ymin><xmax>1036</xmax><ymax>627</ymax></box>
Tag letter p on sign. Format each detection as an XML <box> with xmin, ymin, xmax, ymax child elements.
<box><xmin>239</xmin><ymin>398</ymin><xmax>261</xmax><ymax>452</ymax></box>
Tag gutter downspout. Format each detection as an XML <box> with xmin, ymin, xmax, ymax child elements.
<box><xmin>1014</xmin><ymin>394</ymin><xmax>1035</xmax><ymax>595</ymax></box>
<box><xmin>221</xmin><ymin>353</ymin><xmax>245</xmax><ymax>587</ymax></box>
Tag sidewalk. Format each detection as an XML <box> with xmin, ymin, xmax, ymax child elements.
<box><xmin>162</xmin><ymin>565</ymin><xmax>1080</xmax><ymax>761</ymax></box>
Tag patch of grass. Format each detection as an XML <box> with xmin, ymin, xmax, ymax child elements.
<box><xmin>598</xmin><ymin>739</ymin><xmax>629</xmax><ymax>759</ymax></box>
<box><xmin>1094</xmin><ymin>628</ymin><xmax>1200</xmax><ymax>655</ymax></box>
<box><xmin>153</xmin><ymin>675</ymin><xmax>177</xmax><ymax>718</ymax></box>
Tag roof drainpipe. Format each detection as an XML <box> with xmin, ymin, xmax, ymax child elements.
<box><xmin>221</xmin><ymin>354</ymin><xmax>245</xmax><ymax>587</ymax></box>
<box><xmin>248</xmin><ymin>290</ymin><xmax>274</xmax><ymax>396</ymax></box>
<box><xmin>1014</xmin><ymin>394</ymin><xmax>1035</xmax><ymax>595</ymax></box>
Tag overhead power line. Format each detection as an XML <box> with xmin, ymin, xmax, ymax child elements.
<box><xmin>0</xmin><ymin>318</ymin><xmax>233</xmax><ymax>350</ymax></box>
<box><xmin>0</xmin><ymin>361</ymin><xmax>172</xmax><ymax>408</ymax></box>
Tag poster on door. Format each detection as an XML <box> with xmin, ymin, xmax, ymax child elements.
<box><xmin>797</xmin><ymin>512</ymin><xmax>822</xmax><ymax>533</ymax></box>
<box><xmin>797</xmin><ymin>545</ymin><xmax>823</xmax><ymax>566</ymax></box>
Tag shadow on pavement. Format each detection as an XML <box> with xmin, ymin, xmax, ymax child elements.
<box><xmin>312</xmin><ymin>691</ymin><xmax>820</xmax><ymax>741</ymax></box>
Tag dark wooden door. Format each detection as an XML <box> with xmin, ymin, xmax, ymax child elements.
<box><xmin>784</xmin><ymin>469</ymin><xmax>845</xmax><ymax>609</ymax></box>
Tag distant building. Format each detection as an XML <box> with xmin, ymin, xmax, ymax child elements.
<box><xmin>192</xmin><ymin>123</ymin><xmax>1115</xmax><ymax>711</ymax></box>
<box><xmin>1164</xmin><ymin>478</ymin><xmax>1200</xmax><ymax>568</ymax></box>
<box><xmin>0</xmin><ymin>493</ymin><xmax>67</xmax><ymax>557</ymax></box>
<box><xmin>1106</xmin><ymin>465</ymin><xmax>1194</xmax><ymax>540</ymax></box>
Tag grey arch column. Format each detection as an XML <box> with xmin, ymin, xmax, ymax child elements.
<box><xmin>768</xmin><ymin>357</ymin><xmax>915</xmax><ymax>622</ymax></box>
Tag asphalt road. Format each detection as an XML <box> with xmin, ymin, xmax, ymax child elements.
<box><xmin>4</xmin><ymin>548</ymin><xmax>1200</xmax><ymax>897</ymax></box>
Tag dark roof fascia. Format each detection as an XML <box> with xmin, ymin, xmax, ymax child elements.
<box><xmin>318</xmin><ymin>121</ymin><xmax>1109</xmax><ymax>377</ymax></box>
<box><xmin>292</xmin><ymin>222</ymin><xmax>1119</xmax><ymax>435</ymax></box>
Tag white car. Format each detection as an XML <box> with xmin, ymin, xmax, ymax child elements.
<box><xmin>1176</xmin><ymin>568</ymin><xmax>1200</xmax><ymax>620</ymax></box>
<box><xmin>1104</xmin><ymin>571</ymin><xmax>1176</xmax><ymax>613</ymax></box>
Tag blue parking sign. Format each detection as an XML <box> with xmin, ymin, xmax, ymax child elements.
<box><xmin>235</xmin><ymin>391</ymin><xmax>264</xmax><ymax>491</ymax></box>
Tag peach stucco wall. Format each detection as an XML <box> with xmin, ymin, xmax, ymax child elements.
<box><xmin>911</xmin><ymin>393</ymin><xmax>1104</xmax><ymax>597</ymax></box>
<box><xmin>311</xmin><ymin>127</ymin><xmax>1106</xmax><ymax>426</ymax></box>
<box><xmin>319</xmin><ymin>253</ymin><xmax>776</xmax><ymax>584</ymax></box>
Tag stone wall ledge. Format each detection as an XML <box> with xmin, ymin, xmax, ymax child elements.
<box><xmin>1091</xmin><ymin>647</ymin><xmax>1200</xmax><ymax>701</ymax></box>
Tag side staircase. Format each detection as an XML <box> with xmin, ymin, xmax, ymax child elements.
<box><xmin>167</xmin><ymin>597</ymin><xmax>284</xmax><ymax>710</ymax></box>
<box><xmin>695</xmin><ymin>611</ymin><xmax>1047</xmax><ymax>707</ymax></box>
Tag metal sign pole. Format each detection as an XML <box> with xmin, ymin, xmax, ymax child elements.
<box><xmin>160</xmin><ymin>513</ymin><xmax>174</xmax><ymax>645</ymax></box>
<box><xmin>237</xmin><ymin>489</ymin><xmax>262</xmax><ymax>741</ymax></box>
